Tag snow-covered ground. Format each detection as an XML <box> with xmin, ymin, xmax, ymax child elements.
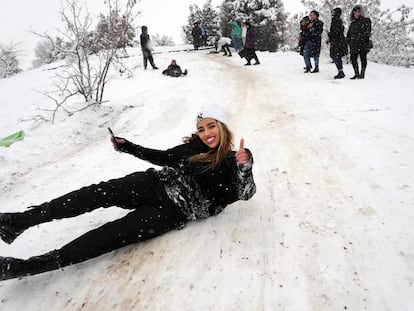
<box><xmin>0</xmin><ymin>46</ymin><xmax>413</xmax><ymax>310</ymax></box>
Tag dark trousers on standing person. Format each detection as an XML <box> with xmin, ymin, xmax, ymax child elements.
<box><xmin>245</xmin><ymin>48</ymin><xmax>260</xmax><ymax>65</ymax></box>
<box><xmin>0</xmin><ymin>172</ymin><xmax>187</xmax><ymax>280</ymax></box>
<box><xmin>332</xmin><ymin>55</ymin><xmax>345</xmax><ymax>79</ymax></box>
<box><xmin>350</xmin><ymin>51</ymin><xmax>368</xmax><ymax>79</ymax></box>
<box><xmin>142</xmin><ymin>50</ymin><xmax>158</xmax><ymax>70</ymax></box>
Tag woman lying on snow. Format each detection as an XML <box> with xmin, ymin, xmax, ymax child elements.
<box><xmin>0</xmin><ymin>105</ymin><xmax>256</xmax><ymax>281</ymax></box>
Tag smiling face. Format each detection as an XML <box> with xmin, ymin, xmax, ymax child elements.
<box><xmin>197</xmin><ymin>118</ymin><xmax>221</xmax><ymax>149</ymax></box>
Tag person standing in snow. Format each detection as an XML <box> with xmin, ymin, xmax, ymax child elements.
<box><xmin>191</xmin><ymin>22</ymin><xmax>202</xmax><ymax>50</ymax></box>
<box><xmin>241</xmin><ymin>21</ymin><xmax>248</xmax><ymax>48</ymax></box>
<box><xmin>140</xmin><ymin>26</ymin><xmax>158</xmax><ymax>70</ymax></box>
<box><xmin>298</xmin><ymin>16</ymin><xmax>311</xmax><ymax>69</ymax></box>
<box><xmin>327</xmin><ymin>8</ymin><xmax>348</xmax><ymax>79</ymax></box>
<box><xmin>200</xmin><ymin>23</ymin><xmax>208</xmax><ymax>46</ymax></box>
<box><xmin>303</xmin><ymin>10</ymin><xmax>323</xmax><ymax>73</ymax></box>
<box><xmin>162</xmin><ymin>59</ymin><xmax>188</xmax><ymax>77</ymax></box>
<box><xmin>230</xmin><ymin>20</ymin><xmax>242</xmax><ymax>52</ymax></box>
<box><xmin>347</xmin><ymin>5</ymin><xmax>372</xmax><ymax>79</ymax></box>
<box><xmin>243</xmin><ymin>21</ymin><xmax>260</xmax><ymax>66</ymax></box>
<box><xmin>0</xmin><ymin>105</ymin><xmax>256</xmax><ymax>281</ymax></box>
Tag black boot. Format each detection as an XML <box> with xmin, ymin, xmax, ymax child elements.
<box><xmin>350</xmin><ymin>64</ymin><xmax>359</xmax><ymax>79</ymax></box>
<box><xmin>311</xmin><ymin>65</ymin><xmax>319</xmax><ymax>73</ymax></box>
<box><xmin>358</xmin><ymin>67</ymin><xmax>366</xmax><ymax>79</ymax></box>
<box><xmin>0</xmin><ymin>205</ymin><xmax>51</xmax><ymax>244</ymax></box>
<box><xmin>304</xmin><ymin>66</ymin><xmax>311</xmax><ymax>73</ymax></box>
<box><xmin>0</xmin><ymin>250</ymin><xmax>62</xmax><ymax>281</ymax></box>
<box><xmin>334</xmin><ymin>70</ymin><xmax>345</xmax><ymax>79</ymax></box>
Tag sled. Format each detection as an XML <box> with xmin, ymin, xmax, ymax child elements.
<box><xmin>0</xmin><ymin>130</ymin><xmax>25</xmax><ymax>147</ymax></box>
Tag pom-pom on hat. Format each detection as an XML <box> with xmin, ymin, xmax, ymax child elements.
<box><xmin>196</xmin><ymin>105</ymin><xmax>228</xmax><ymax>128</ymax></box>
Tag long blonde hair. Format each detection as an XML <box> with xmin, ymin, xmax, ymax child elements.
<box><xmin>184</xmin><ymin>121</ymin><xmax>234</xmax><ymax>172</ymax></box>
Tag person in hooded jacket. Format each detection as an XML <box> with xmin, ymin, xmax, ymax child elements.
<box><xmin>0</xmin><ymin>105</ymin><xmax>256</xmax><ymax>281</ymax></box>
<box><xmin>303</xmin><ymin>10</ymin><xmax>324</xmax><ymax>73</ymax></box>
<box><xmin>327</xmin><ymin>8</ymin><xmax>348</xmax><ymax>79</ymax></box>
<box><xmin>140</xmin><ymin>26</ymin><xmax>158</xmax><ymax>70</ymax></box>
<box><xmin>298</xmin><ymin>16</ymin><xmax>312</xmax><ymax>69</ymax></box>
<box><xmin>347</xmin><ymin>5</ymin><xmax>372</xmax><ymax>79</ymax></box>
<box><xmin>243</xmin><ymin>21</ymin><xmax>260</xmax><ymax>66</ymax></box>
<box><xmin>230</xmin><ymin>20</ymin><xmax>242</xmax><ymax>52</ymax></box>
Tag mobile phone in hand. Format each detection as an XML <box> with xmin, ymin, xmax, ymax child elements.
<box><xmin>108</xmin><ymin>127</ymin><xmax>115</xmax><ymax>138</ymax></box>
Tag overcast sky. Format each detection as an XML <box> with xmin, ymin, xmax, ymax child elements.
<box><xmin>1</xmin><ymin>0</ymin><xmax>412</xmax><ymax>66</ymax></box>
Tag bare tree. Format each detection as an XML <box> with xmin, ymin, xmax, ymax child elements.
<box><xmin>32</xmin><ymin>0</ymin><xmax>139</xmax><ymax>123</ymax></box>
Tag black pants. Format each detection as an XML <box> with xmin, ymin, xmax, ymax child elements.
<box><xmin>350</xmin><ymin>51</ymin><xmax>367</xmax><ymax>70</ymax></box>
<box><xmin>34</xmin><ymin>172</ymin><xmax>187</xmax><ymax>266</ymax></box>
<box><xmin>222</xmin><ymin>44</ymin><xmax>232</xmax><ymax>55</ymax></box>
<box><xmin>142</xmin><ymin>50</ymin><xmax>156</xmax><ymax>69</ymax></box>
<box><xmin>245</xmin><ymin>48</ymin><xmax>259</xmax><ymax>64</ymax></box>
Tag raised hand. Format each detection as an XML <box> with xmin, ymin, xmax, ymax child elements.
<box><xmin>111</xmin><ymin>137</ymin><xmax>125</xmax><ymax>151</ymax></box>
<box><xmin>235</xmin><ymin>138</ymin><xmax>250</xmax><ymax>164</ymax></box>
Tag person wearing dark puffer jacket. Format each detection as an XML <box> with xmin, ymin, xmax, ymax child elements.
<box><xmin>162</xmin><ymin>60</ymin><xmax>188</xmax><ymax>77</ymax></box>
<box><xmin>0</xmin><ymin>105</ymin><xmax>256</xmax><ymax>281</ymax></box>
<box><xmin>327</xmin><ymin>8</ymin><xmax>348</xmax><ymax>79</ymax></box>
<box><xmin>303</xmin><ymin>10</ymin><xmax>324</xmax><ymax>73</ymax></box>
<box><xmin>347</xmin><ymin>5</ymin><xmax>372</xmax><ymax>79</ymax></box>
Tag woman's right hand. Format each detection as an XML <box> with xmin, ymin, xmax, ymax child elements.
<box><xmin>111</xmin><ymin>137</ymin><xmax>125</xmax><ymax>151</ymax></box>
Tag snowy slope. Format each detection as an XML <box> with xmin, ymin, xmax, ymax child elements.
<box><xmin>0</xmin><ymin>46</ymin><xmax>413</xmax><ymax>311</ymax></box>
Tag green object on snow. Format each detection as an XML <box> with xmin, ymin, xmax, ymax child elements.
<box><xmin>0</xmin><ymin>130</ymin><xmax>25</xmax><ymax>147</ymax></box>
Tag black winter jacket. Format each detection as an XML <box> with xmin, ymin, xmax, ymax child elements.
<box><xmin>347</xmin><ymin>17</ymin><xmax>372</xmax><ymax>54</ymax></box>
<box><xmin>119</xmin><ymin>137</ymin><xmax>256</xmax><ymax>220</ymax></box>
<box><xmin>304</xmin><ymin>19</ymin><xmax>324</xmax><ymax>56</ymax></box>
<box><xmin>328</xmin><ymin>16</ymin><xmax>348</xmax><ymax>57</ymax></box>
<box><xmin>140</xmin><ymin>33</ymin><xmax>151</xmax><ymax>52</ymax></box>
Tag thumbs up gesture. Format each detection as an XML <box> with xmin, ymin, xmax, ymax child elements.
<box><xmin>235</xmin><ymin>138</ymin><xmax>250</xmax><ymax>164</ymax></box>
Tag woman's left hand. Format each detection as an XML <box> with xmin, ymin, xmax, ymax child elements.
<box><xmin>235</xmin><ymin>138</ymin><xmax>250</xmax><ymax>164</ymax></box>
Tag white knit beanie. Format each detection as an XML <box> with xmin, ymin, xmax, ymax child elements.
<box><xmin>196</xmin><ymin>105</ymin><xmax>228</xmax><ymax>127</ymax></box>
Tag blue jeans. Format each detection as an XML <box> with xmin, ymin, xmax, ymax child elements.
<box><xmin>233</xmin><ymin>37</ymin><xmax>242</xmax><ymax>51</ymax></box>
<box><xmin>332</xmin><ymin>55</ymin><xmax>343</xmax><ymax>71</ymax></box>
<box><xmin>303</xmin><ymin>41</ymin><xmax>319</xmax><ymax>68</ymax></box>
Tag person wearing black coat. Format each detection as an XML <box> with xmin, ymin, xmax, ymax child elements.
<box><xmin>327</xmin><ymin>8</ymin><xmax>348</xmax><ymax>79</ymax></box>
<box><xmin>347</xmin><ymin>5</ymin><xmax>372</xmax><ymax>79</ymax></box>
<box><xmin>0</xmin><ymin>105</ymin><xmax>256</xmax><ymax>281</ymax></box>
<box><xmin>162</xmin><ymin>60</ymin><xmax>188</xmax><ymax>77</ymax></box>
<box><xmin>140</xmin><ymin>26</ymin><xmax>158</xmax><ymax>70</ymax></box>
<box><xmin>191</xmin><ymin>22</ymin><xmax>202</xmax><ymax>50</ymax></box>
<box><xmin>303</xmin><ymin>10</ymin><xmax>324</xmax><ymax>73</ymax></box>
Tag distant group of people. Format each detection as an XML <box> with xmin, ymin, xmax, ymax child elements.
<box><xmin>141</xmin><ymin>20</ymin><xmax>260</xmax><ymax>71</ymax></box>
<box><xmin>212</xmin><ymin>20</ymin><xmax>260</xmax><ymax>66</ymax></box>
<box><xmin>191</xmin><ymin>22</ymin><xmax>208</xmax><ymax>50</ymax></box>
<box><xmin>141</xmin><ymin>6</ymin><xmax>372</xmax><ymax>79</ymax></box>
<box><xmin>299</xmin><ymin>5</ymin><xmax>372</xmax><ymax>79</ymax></box>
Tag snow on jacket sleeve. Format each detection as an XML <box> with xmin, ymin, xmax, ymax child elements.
<box><xmin>235</xmin><ymin>150</ymin><xmax>256</xmax><ymax>201</ymax></box>
<box><xmin>117</xmin><ymin>139</ymin><xmax>186</xmax><ymax>167</ymax></box>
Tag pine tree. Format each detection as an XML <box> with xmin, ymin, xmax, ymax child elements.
<box><xmin>218</xmin><ymin>0</ymin><xmax>237</xmax><ymax>38</ymax></box>
<box><xmin>233</xmin><ymin>0</ymin><xmax>287</xmax><ymax>51</ymax></box>
<box><xmin>183</xmin><ymin>1</ymin><xmax>219</xmax><ymax>45</ymax></box>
